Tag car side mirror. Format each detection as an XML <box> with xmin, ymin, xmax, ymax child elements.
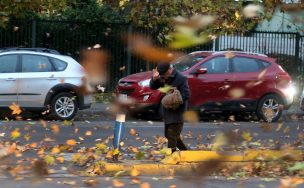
<box><xmin>196</xmin><ymin>67</ymin><xmax>207</xmax><ymax>75</ymax></box>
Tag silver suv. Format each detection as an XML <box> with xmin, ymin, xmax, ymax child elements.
<box><xmin>0</xmin><ymin>48</ymin><xmax>92</xmax><ymax>120</ymax></box>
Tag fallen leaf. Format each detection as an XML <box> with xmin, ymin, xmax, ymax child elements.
<box><xmin>66</xmin><ymin>139</ymin><xmax>76</xmax><ymax>146</ymax></box>
<box><xmin>112</xmin><ymin>179</ymin><xmax>125</xmax><ymax>187</ymax></box>
<box><xmin>85</xmin><ymin>131</ymin><xmax>92</xmax><ymax>136</ymax></box>
<box><xmin>129</xmin><ymin>129</ymin><xmax>137</xmax><ymax>136</ymax></box>
<box><xmin>9</xmin><ymin>103</ymin><xmax>22</xmax><ymax>115</ymax></box>
<box><xmin>51</xmin><ymin>124</ymin><xmax>60</xmax><ymax>134</ymax></box>
<box><xmin>11</xmin><ymin>129</ymin><xmax>21</xmax><ymax>140</ymax></box>
<box><xmin>140</xmin><ymin>182</ymin><xmax>151</xmax><ymax>188</ymax></box>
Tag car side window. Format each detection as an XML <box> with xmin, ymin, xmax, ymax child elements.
<box><xmin>0</xmin><ymin>55</ymin><xmax>18</xmax><ymax>73</ymax></box>
<box><xmin>50</xmin><ymin>58</ymin><xmax>67</xmax><ymax>71</ymax></box>
<box><xmin>199</xmin><ymin>56</ymin><xmax>230</xmax><ymax>74</ymax></box>
<box><xmin>232</xmin><ymin>57</ymin><xmax>261</xmax><ymax>73</ymax></box>
<box><xmin>22</xmin><ymin>54</ymin><xmax>53</xmax><ymax>72</ymax></box>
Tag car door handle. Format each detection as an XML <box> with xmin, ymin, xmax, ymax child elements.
<box><xmin>223</xmin><ymin>79</ymin><xmax>231</xmax><ymax>83</ymax></box>
<box><xmin>47</xmin><ymin>75</ymin><xmax>57</xmax><ymax>80</ymax></box>
<box><xmin>6</xmin><ymin>78</ymin><xmax>16</xmax><ymax>81</ymax></box>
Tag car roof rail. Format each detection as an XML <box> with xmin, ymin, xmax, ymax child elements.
<box><xmin>212</xmin><ymin>51</ymin><xmax>268</xmax><ymax>57</ymax></box>
<box><xmin>0</xmin><ymin>47</ymin><xmax>61</xmax><ymax>55</ymax></box>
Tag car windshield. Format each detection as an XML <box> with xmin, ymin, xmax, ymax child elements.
<box><xmin>173</xmin><ymin>55</ymin><xmax>204</xmax><ymax>71</ymax></box>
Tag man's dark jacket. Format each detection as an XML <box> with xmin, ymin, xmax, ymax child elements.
<box><xmin>149</xmin><ymin>69</ymin><xmax>190</xmax><ymax>124</ymax></box>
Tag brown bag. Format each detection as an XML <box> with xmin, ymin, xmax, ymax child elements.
<box><xmin>161</xmin><ymin>87</ymin><xmax>183</xmax><ymax>109</ymax></box>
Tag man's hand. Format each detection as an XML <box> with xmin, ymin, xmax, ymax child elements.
<box><xmin>152</xmin><ymin>68</ymin><xmax>160</xmax><ymax>81</ymax></box>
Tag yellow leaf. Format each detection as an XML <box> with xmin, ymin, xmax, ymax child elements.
<box><xmin>242</xmin><ymin>132</ymin><xmax>253</xmax><ymax>142</ymax></box>
<box><xmin>113</xmin><ymin>148</ymin><xmax>119</xmax><ymax>155</ymax></box>
<box><xmin>44</xmin><ymin>155</ymin><xmax>56</xmax><ymax>165</ymax></box>
<box><xmin>51</xmin><ymin>147</ymin><xmax>60</xmax><ymax>154</ymax></box>
<box><xmin>56</xmin><ymin>157</ymin><xmax>65</xmax><ymax>163</ymax></box>
<box><xmin>66</xmin><ymin>139</ymin><xmax>76</xmax><ymax>146</ymax></box>
<box><xmin>9</xmin><ymin>103</ymin><xmax>22</xmax><ymax>115</ymax></box>
<box><xmin>119</xmin><ymin>142</ymin><xmax>124</xmax><ymax>147</ymax></box>
<box><xmin>158</xmin><ymin>84</ymin><xmax>172</xmax><ymax>93</ymax></box>
<box><xmin>10</xmin><ymin>129</ymin><xmax>21</xmax><ymax>140</ymax></box>
<box><xmin>235</xmin><ymin>11</ymin><xmax>241</xmax><ymax>20</ymax></box>
<box><xmin>85</xmin><ymin>131</ymin><xmax>92</xmax><ymax>136</ymax></box>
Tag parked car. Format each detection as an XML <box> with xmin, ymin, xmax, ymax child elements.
<box><xmin>0</xmin><ymin>48</ymin><xmax>92</xmax><ymax>120</ymax></box>
<box><xmin>116</xmin><ymin>51</ymin><xmax>295</xmax><ymax>122</ymax></box>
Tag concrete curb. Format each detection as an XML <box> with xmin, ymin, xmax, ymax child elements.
<box><xmin>102</xmin><ymin>150</ymin><xmax>303</xmax><ymax>175</ymax></box>
<box><xmin>160</xmin><ymin>150</ymin><xmax>303</xmax><ymax>164</ymax></box>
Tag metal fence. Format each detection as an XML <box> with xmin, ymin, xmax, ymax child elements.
<box><xmin>0</xmin><ymin>20</ymin><xmax>303</xmax><ymax>90</ymax></box>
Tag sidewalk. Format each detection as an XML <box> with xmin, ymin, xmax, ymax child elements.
<box><xmin>76</xmin><ymin>102</ymin><xmax>304</xmax><ymax>121</ymax></box>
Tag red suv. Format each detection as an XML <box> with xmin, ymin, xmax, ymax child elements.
<box><xmin>116</xmin><ymin>51</ymin><xmax>294</xmax><ymax>122</ymax></box>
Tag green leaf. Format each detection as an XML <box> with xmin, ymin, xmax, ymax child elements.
<box><xmin>135</xmin><ymin>151</ymin><xmax>145</xmax><ymax>160</ymax></box>
<box><xmin>288</xmin><ymin>162</ymin><xmax>304</xmax><ymax>171</ymax></box>
<box><xmin>158</xmin><ymin>84</ymin><xmax>172</xmax><ymax>93</ymax></box>
<box><xmin>44</xmin><ymin>155</ymin><xmax>56</xmax><ymax>165</ymax></box>
<box><xmin>114</xmin><ymin>170</ymin><xmax>126</xmax><ymax>177</ymax></box>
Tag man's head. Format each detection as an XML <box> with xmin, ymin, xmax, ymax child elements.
<box><xmin>157</xmin><ymin>63</ymin><xmax>173</xmax><ymax>80</ymax></box>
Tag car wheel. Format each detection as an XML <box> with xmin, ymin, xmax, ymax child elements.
<box><xmin>50</xmin><ymin>92</ymin><xmax>78</xmax><ymax>120</ymax></box>
<box><xmin>257</xmin><ymin>94</ymin><xmax>283</xmax><ymax>122</ymax></box>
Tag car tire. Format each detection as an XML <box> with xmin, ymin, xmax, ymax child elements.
<box><xmin>50</xmin><ymin>92</ymin><xmax>78</xmax><ymax>120</ymax></box>
<box><xmin>257</xmin><ymin>94</ymin><xmax>283</xmax><ymax>122</ymax></box>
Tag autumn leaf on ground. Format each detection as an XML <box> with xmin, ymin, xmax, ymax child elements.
<box><xmin>44</xmin><ymin>155</ymin><xmax>56</xmax><ymax>165</ymax></box>
<box><xmin>85</xmin><ymin>131</ymin><xmax>92</xmax><ymax>136</ymax></box>
<box><xmin>242</xmin><ymin>131</ymin><xmax>253</xmax><ymax>142</ymax></box>
<box><xmin>135</xmin><ymin>151</ymin><xmax>145</xmax><ymax>160</ymax></box>
<box><xmin>112</xmin><ymin>148</ymin><xmax>119</xmax><ymax>155</ymax></box>
<box><xmin>112</xmin><ymin>179</ymin><xmax>125</xmax><ymax>187</ymax></box>
<box><xmin>9</xmin><ymin>103</ymin><xmax>22</xmax><ymax>115</ymax></box>
<box><xmin>83</xmin><ymin>179</ymin><xmax>99</xmax><ymax>187</ymax></box>
<box><xmin>51</xmin><ymin>147</ymin><xmax>60</xmax><ymax>154</ymax></box>
<box><xmin>288</xmin><ymin>162</ymin><xmax>304</xmax><ymax>171</ymax></box>
<box><xmin>129</xmin><ymin>129</ymin><xmax>137</xmax><ymax>136</ymax></box>
<box><xmin>279</xmin><ymin>177</ymin><xmax>304</xmax><ymax>188</ymax></box>
<box><xmin>140</xmin><ymin>182</ymin><xmax>151</xmax><ymax>188</ymax></box>
<box><xmin>51</xmin><ymin>124</ymin><xmax>60</xmax><ymax>134</ymax></box>
<box><xmin>11</xmin><ymin>128</ymin><xmax>21</xmax><ymax>140</ymax></box>
<box><xmin>66</xmin><ymin>139</ymin><xmax>76</xmax><ymax>146</ymax></box>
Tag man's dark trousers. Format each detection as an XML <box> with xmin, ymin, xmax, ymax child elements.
<box><xmin>165</xmin><ymin>123</ymin><xmax>187</xmax><ymax>152</ymax></box>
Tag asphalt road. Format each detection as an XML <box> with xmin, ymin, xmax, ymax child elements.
<box><xmin>0</xmin><ymin>107</ymin><xmax>303</xmax><ymax>187</ymax></box>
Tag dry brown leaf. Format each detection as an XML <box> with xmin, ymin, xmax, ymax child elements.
<box><xmin>127</xmin><ymin>34</ymin><xmax>183</xmax><ymax>63</ymax></box>
<box><xmin>112</xmin><ymin>179</ymin><xmax>125</xmax><ymax>187</ymax></box>
<box><xmin>9</xmin><ymin>103</ymin><xmax>22</xmax><ymax>115</ymax></box>
<box><xmin>51</xmin><ymin>124</ymin><xmax>60</xmax><ymax>134</ymax></box>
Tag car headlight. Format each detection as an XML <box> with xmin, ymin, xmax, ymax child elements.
<box><xmin>138</xmin><ymin>79</ymin><xmax>151</xmax><ymax>87</ymax></box>
<box><xmin>287</xmin><ymin>84</ymin><xmax>296</xmax><ymax>97</ymax></box>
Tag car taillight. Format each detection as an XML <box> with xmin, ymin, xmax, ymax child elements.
<box><xmin>276</xmin><ymin>73</ymin><xmax>292</xmax><ymax>88</ymax></box>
